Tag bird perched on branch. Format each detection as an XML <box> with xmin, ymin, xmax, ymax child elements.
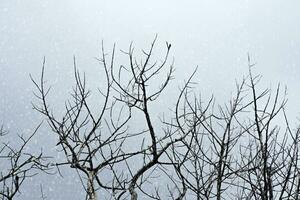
<box><xmin>166</xmin><ymin>42</ymin><xmax>171</xmax><ymax>50</ymax></box>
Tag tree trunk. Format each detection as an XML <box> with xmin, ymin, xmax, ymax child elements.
<box><xmin>87</xmin><ymin>171</ymin><xmax>97</xmax><ymax>200</ymax></box>
<box><xmin>129</xmin><ymin>187</ymin><xmax>137</xmax><ymax>200</ymax></box>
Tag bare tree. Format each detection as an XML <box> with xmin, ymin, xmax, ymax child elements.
<box><xmin>31</xmin><ymin>37</ymin><xmax>196</xmax><ymax>200</ymax></box>
<box><xmin>233</xmin><ymin>59</ymin><xmax>300</xmax><ymax>200</ymax></box>
<box><xmin>109</xmin><ymin>37</ymin><xmax>192</xmax><ymax>200</ymax></box>
<box><xmin>31</xmin><ymin>55</ymin><xmax>138</xmax><ymax>199</ymax></box>
<box><xmin>161</xmin><ymin>55</ymin><xmax>300</xmax><ymax>200</ymax></box>
<box><xmin>0</xmin><ymin>125</ymin><xmax>49</xmax><ymax>200</ymax></box>
<box><xmin>163</xmin><ymin>72</ymin><xmax>254</xmax><ymax>199</ymax></box>
<box><xmin>31</xmin><ymin>39</ymin><xmax>300</xmax><ymax>200</ymax></box>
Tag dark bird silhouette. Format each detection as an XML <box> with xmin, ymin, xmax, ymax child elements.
<box><xmin>166</xmin><ymin>42</ymin><xmax>171</xmax><ymax>50</ymax></box>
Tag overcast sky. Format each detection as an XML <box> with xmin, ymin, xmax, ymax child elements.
<box><xmin>1</xmin><ymin>0</ymin><xmax>300</xmax><ymax>199</ymax></box>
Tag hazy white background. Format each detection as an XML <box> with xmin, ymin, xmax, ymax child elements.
<box><xmin>1</xmin><ymin>0</ymin><xmax>300</xmax><ymax>199</ymax></box>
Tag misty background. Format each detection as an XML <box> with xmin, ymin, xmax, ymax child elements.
<box><xmin>1</xmin><ymin>0</ymin><xmax>300</xmax><ymax>199</ymax></box>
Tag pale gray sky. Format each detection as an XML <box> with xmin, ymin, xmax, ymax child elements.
<box><xmin>1</xmin><ymin>1</ymin><xmax>300</xmax><ymax>199</ymax></box>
